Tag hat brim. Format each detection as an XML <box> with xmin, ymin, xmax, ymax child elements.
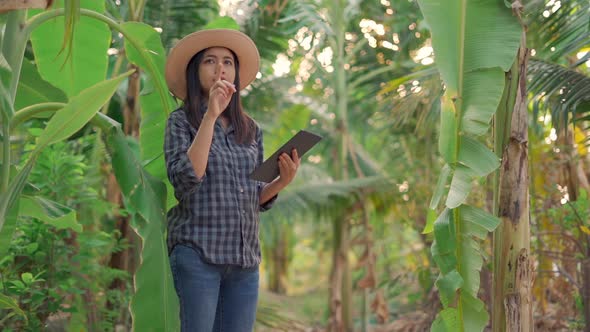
<box><xmin>165</xmin><ymin>29</ymin><xmax>260</xmax><ymax>100</ymax></box>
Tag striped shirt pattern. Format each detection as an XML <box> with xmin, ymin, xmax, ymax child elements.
<box><xmin>164</xmin><ymin>109</ymin><xmax>275</xmax><ymax>268</ymax></box>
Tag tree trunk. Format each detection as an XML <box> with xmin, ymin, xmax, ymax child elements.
<box><xmin>328</xmin><ymin>1</ymin><xmax>354</xmax><ymax>325</ymax></box>
<box><xmin>268</xmin><ymin>226</ymin><xmax>290</xmax><ymax>294</ymax></box>
<box><xmin>582</xmin><ymin>259</ymin><xmax>590</xmax><ymax>332</ymax></box>
<box><xmin>328</xmin><ymin>217</ymin><xmax>352</xmax><ymax>332</ymax></box>
<box><xmin>123</xmin><ymin>65</ymin><xmax>141</xmax><ymax>137</ymax></box>
<box><xmin>492</xmin><ymin>32</ymin><xmax>534</xmax><ymax>332</ymax></box>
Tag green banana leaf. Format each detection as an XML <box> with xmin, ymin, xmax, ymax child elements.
<box><xmin>432</xmin><ymin>292</ymin><xmax>488</xmax><ymax>332</ymax></box>
<box><xmin>104</xmin><ymin>124</ymin><xmax>179</xmax><ymax>332</ymax></box>
<box><xmin>435</xmin><ymin>269</ymin><xmax>463</xmax><ymax>307</ymax></box>
<box><xmin>0</xmin><ymin>52</ymin><xmax>13</xmax><ymax>120</ymax></box>
<box><xmin>430</xmin><ymin>206</ymin><xmax>499</xmax><ymax>331</ymax></box>
<box><xmin>34</xmin><ymin>70</ymin><xmax>133</xmax><ymax>150</ymax></box>
<box><xmin>438</xmin><ymin>98</ymin><xmax>457</xmax><ymax>164</ymax></box>
<box><xmin>445</xmin><ymin>165</ymin><xmax>474</xmax><ymax>209</ymax></box>
<box><xmin>18</xmin><ymin>195</ymin><xmax>81</xmax><ymax>232</ymax></box>
<box><xmin>15</xmin><ymin>60</ymin><xmax>67</xmax><ymax>111</ymax></box>
<box><xmin>121</xmin><ymin>22</ymin><xmax>177</xmax><ymax>208</ymax></box>
<box><xmin>0</xmin><ymin>161</ymin><xmax>33</xmax><ymax>258</ymax></box>
<box><xmin>431</xmin><ymin>308</ymin><xmax>458</xmax><ymax>332</ymax></box>
<box><xmin>429</xmin><ymin>164</ymin><xmax>451</xmax><ymax>210</ymax></box>
<box><xmin>30</xmin><ymin>0</ymin><xmax>110</xmax><ymax>98</ymax></box>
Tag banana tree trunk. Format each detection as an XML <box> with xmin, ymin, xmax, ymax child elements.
<box><xmin>107</xmin><ymin>64</ymin><xmax>141</xmax><ymax>320</ymax></box>
<box><xmin>124</xmin><ymin>65</ymin><xmax>141</xmax><ymax>137</ymax></box>
<box><xmin>492</xmin><ymin>32</ymin><xmax>533</xmax><ymax>332</ymax></box>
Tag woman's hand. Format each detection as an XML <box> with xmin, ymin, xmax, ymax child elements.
<box><xmin>259</xmin><ymin>149</ymin><xmax>301</xmax><ymax>205</ymax></box>
<box><xmin>208</xmin><ymin>68</ymin><xmax>236</xmax><ymax>118</ymax></box>
<box><xmin>277</xmin><ymin>149</ymin><xmax>301</xmax><ymax>187</ymax></box>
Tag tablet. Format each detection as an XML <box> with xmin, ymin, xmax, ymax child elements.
<box><xmin>249</xmin><ymin>130</ymin><xmax>322</xmax><ymax>183</ymax></box>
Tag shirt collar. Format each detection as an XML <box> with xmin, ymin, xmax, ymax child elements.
<box><xmin>201</xmin><ymin>103</ymin><xmax>234</xmax><ymax>134</ymax></box>
<box><xmin>215</xmin><ymin>116</ymin><xmax>234</xmax><ymax>134</ymax></box>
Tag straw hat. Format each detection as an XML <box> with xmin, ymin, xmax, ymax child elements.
<box><xmin>165</xmin><ymin>29</ymin><xmax>260</xmax><ymax>100</ymax></box>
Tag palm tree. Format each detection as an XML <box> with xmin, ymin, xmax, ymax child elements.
<box><xmin>525</xmin><ymin>0</ymin><xmax>590</xmax><ymax>328</ymax></box>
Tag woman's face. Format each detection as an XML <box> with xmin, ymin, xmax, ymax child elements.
<box><xmin>198</xmin><ymin>47</ymin><xmax>237</xmax><ymax>95</ymax></box>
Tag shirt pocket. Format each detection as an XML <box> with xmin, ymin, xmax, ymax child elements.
<box><xmin>206</xmin><ymin>137</ymin><xmax>228</xmax><ymax>176</ymax></box>
<box><xmin>209</xmin><ymin>136</ymin><xmax>224</xmax><ymax>155</ymax></box>
<box><xmin>243</xmin><ymin>141</ymin><xmax>259</xmax><ymax>174</ymax></box>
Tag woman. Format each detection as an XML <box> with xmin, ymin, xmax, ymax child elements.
<box><xmin>163</xmin><ymin>29</ymin><xmax>300</xmax><ymax>331</ymax></box>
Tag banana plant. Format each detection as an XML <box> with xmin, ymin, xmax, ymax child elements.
<box><xmin>1</xmin><ymin>0</ymin><xmax>180</xmax><ymax>329</ymax></box>
<box><xmin>416</xmin><ymin>0</ymin><xmax>521</xmax><ymax>330</ymax></box>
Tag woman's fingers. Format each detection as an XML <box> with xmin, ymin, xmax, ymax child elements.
<box><xmin>212</xmin><ymin>81</ymin><xmax>231</xmax><ymax>94</ymax></box>
<box><xmin>278</xmin><ymin>150</ymin><xmax>300</xmax><ymax>185</ymax></box>
<box><xmin>291</xmin><ymin>149</ymin><xmax>300</xmax><ymax>166</ymax></box>
<box><xmin>220</xmin><ymin>80</ymin><xmax>237</xmax><ymax>93</ymax></box>
<box><xmin>211</xmin><ymin>80</ymin><xmax>236</xmax><ymax>99</ymax></box>
<box><xmin>279</xmin><ymin>154</ymin><xmax>294</xmax><ymax>170</ymax></box>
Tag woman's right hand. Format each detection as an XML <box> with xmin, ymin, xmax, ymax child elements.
<box><xmin>208</xmin><ymin>68</ymin><xmax>236</xmax><ymax>118</ymax></box>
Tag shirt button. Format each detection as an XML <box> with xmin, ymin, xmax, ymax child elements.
<box><xmin>240</xmin><ymin>188</ymin><xmax>244</xmax><ymax>193</ymax></box>
<box><xmin>242</xmin><ymin>210</ymin><xmax>246</xmax><ymax>214</ymax></box>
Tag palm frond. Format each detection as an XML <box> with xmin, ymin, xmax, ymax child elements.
<box><xmin>264</xmin><ymin>167</ymin><xmax>396</xmax><ymax>221</ymax></box>
<box><xmin>373</xmin><ymin>67</ymin><xmax>442</xmax><ymax>135</ymax></box>
<box><xmin>528</xmin><ymin>0</ymin><xmax>590</xmax><ymax>62</ymax></box>
<box><xmin>348</xmin><ymin>139</ymin><xmax>388</xmax><ymax>176</ymax></box>
<box><xmin>528</xmin><ymin>59</ymin><xmax>590</xmax><ymax>129</ymax></box>
<box><xmin>242</xmin><ymin>1</ymin><xmax>296</xmax><ymax>63</ymax></box>
<box><xmin>256</xmin><ymin>301</ymin><xmax>306</xmax><ymax>331</ymax></box>
<box><xmin>278</xmin><ymin>0</ymin><xmax>333</xmax><ymax>36</ymax></box>
<box><xmin>143</xmin><ymin>0</ymin><xmax>219</xmax><ymax>50</ymax></box>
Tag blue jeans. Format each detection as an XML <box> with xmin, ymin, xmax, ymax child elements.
<box><xmin>169</xmin><ymin>244</ymin><xmax>259</xmax><ymax>332</ymax></box>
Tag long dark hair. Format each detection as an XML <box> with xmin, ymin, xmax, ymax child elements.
<box><xmin>182</xmin><ymin>48</ymin><xmax>256</xmax><ymax>144</ymax></box>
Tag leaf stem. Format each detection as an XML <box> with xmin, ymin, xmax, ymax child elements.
<box><xmin>10</xmin><ymin>102</ymin><xmax>118</xmax><ymax>136</ymax></box>
<box><xmin>1</xmin><ymin>120</ymin><xmax>9</xmax><ymax>192</ymax></box>
<box><xmin>10</xmin><ymin>103</ymin><xmax>66</xmax><ymax>129</ymax></box>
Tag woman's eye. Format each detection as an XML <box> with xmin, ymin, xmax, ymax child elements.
<box><xmin>224</xmin><ymin>60</ymin><xmax>233</xmax><ymax>65</ymax></box>
<box><xmin>204</xmin><ymin>59</ymin><xmax>215</xmax><ymax>64</ymax></box>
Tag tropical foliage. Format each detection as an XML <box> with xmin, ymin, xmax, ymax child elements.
<box><xmin>1</xmin><ymin>0</ymin><xmax>589</xmax><ymax>331</ymax></box>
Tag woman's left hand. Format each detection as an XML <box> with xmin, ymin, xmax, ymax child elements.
<box><xmin>277</xmin><ymin>149</ymin><xmax>300</xmax><ymax>187</ymax></box>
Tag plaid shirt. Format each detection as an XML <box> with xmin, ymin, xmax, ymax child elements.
<box><xmin>164</xmin><ymin>108</ymin><xmax>276</xmax><ymax>268</ymax></box>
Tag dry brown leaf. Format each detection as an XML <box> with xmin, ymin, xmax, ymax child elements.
<box><xmin>354</xmin><ymin>249</ymin><xmax>370</xmax><ymax>270</ymax></box>
<box><xmin>371</xmin><ymin>290</ymin><xmax>389</xmax><ymax>323</ymax></box>
<box><xmin>357</xmin><ymin>269</ymin><xmax>376</xmax><ymax>289</ymax></box>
